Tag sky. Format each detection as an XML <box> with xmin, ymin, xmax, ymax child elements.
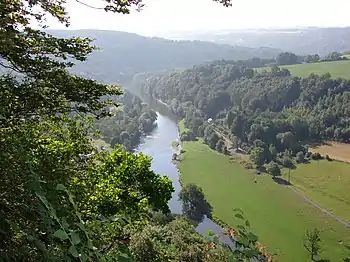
<box><xmin>47</xmin><ymin>0</ymin><xmax>350</xmax><ymax>36</ymax></box>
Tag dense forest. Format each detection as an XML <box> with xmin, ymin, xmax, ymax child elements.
<box><xmin>136</xmin><ymin>61</ymin><xmax>350</xmax><ymax>168</ymax></box>
<box><xmin>49</xmin><ymin>29</ymin><xmax>281</xmax><ymax>84</ymax></box>
<box><xmin>95</xmin><ymin>90</ymin><xmax>157</xmax><ymax>151</ymax></box>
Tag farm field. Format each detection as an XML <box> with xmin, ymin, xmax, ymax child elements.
<box><xmin>283</xmin><ymin>160</ymin><xmax>350</xmax><ymax>223</ymax></box>
<box><xmin>178</xmin><ymin>140</ymin><xmax>350</xmax><ymax>262</ymax></box>
<box><xmin>258</xmin><ymin>60</ymin><xmax>350</xmax><ymax>79</ymax></box>
<box><xmin>310</xmin><ymin>141</ymin><xmax>350</xmax><ymax>163</ymax></box>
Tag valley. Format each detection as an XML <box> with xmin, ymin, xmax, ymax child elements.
<box><xmin>3</xmin><ymin>1</ymin><xmax>350</xmax><ymax>260</ymax></box>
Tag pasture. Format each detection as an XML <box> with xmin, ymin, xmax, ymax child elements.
<box><xmin>283</xmin><ymin>160</ymin><xmax>350</xmax><ymax>223</ymax></box>
<box><xmin>178</xmin><ymin>140</ymin><xmax>350</xmax><ymax>262</ymax></box>
<box><xmin>259</xmin><ymin>60</ymin><xmax>350</xmax><ymax>79</ymax></box>
<box><xmin>310</xmin><ymin>141</ymin><xmax>350</xmax><ymax>163</ymax></box>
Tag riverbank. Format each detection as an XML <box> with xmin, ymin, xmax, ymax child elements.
<box><xmin>177</xmin><ymin>139</ymin><xmax>350</xmax><ymax>262</ymax></box>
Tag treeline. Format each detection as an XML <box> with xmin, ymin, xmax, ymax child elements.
<box><xmin>207</xmin><ymin>51</ymin><xmax>349</xmax><ymax>70</ymax></box>
<box><xmin>95</xmin><ymin>90</ymin><xmax>157</xmax><ymax>151</ymax></box>
<box><xmin>136</xmin><ymin>61</ymin><xmax>350</xmax><ymax>165</ymax></box>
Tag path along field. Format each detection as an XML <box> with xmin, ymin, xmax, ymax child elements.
<box><xmin>178</xmin><ymin>140</ymin><xmax>350</xmax><ymax>262</ymax></box>
<box><xmin>310</xmin><ymin>141</ymin><xmax>350</xmax><ymax>163</ymax></box>
<box><xmin>258</xmin><ymin>60</ymin><xmax>350</xmax><ymax>79</ymax></box>
<box><xmin>283</xmin><ymin>160</ymin><xmax>350</xmax><ymax>223</ymax></box>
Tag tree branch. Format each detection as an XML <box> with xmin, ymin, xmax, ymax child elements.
<box><xmin>75</xmin><ymin>0</ymin><xmax>105</xmax><ymax>10</ymax></box>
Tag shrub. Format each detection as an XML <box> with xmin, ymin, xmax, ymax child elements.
<box><xmin>295</xmin><ymin>151</ymin><xmax>305</xmax><ymax>163</ymax></box>
<box><xmin>325</xmin><ymin>154</ymin><xmax>332</xmax><ymax>161</ymax></box>
<box><xmin>282</xmin><ymin>156</ymin><xmax>294</xmax><ymax>168</ymax></box>
<box><xmin>266</xmin><ymin>161</ymin><xmax>281</xmax><ymax>177</ymax></box>
<box><xmin>311</xmin><ymin>152</ymin><xmax>323</xmax><ymax>160</ymax></box>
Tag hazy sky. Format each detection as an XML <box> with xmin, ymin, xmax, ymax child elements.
<box><xmin>47</xmin><ymin>0</ymin><xmax>350</xmax><ymax>36</ymax></box>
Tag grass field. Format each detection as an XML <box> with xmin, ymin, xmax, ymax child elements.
<box><xmin>178</xmin><ymin>141</ymin><xmax>350</xmax><ymax>262</ymax></box>
<box><xmin>310</xmin><ymin>141</ymin><xmax>350</xmax><ymax>163</ymax></box>
<box><xmin>259</xmin><ymin>60</ymin><xmax>350</xmax><ymax>79</ymax></box>
<box><xmin>283</xmin><ymin>160</ymin><xmax>350</xmax><ymax>223</ymax></box>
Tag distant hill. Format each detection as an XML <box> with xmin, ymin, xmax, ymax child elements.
<box><xmin>174</xmin><ymin>27</ymin><xmax>350</xmax><ymax>56</ymax></box>
<box><xmin>258</xmin><ymin>60</ymin><xmax>350</xmax><ymax>79</ymax></box>
<box><xmin>49</xmin><ymin>29</ymin><xmax>282</xmax><ymax>84</ymax></box>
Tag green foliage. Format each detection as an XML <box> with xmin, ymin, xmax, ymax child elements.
<box><xmin>276</xmin><ymin>52</ymin><xmax>299</xmax><ymax>65</ymax></box>
<box><xmin>129</xmin><ymin>217</ymin><xmax>221</xmax><ymax>262</ymax></box>
<box><xmin>250</xmin><ymin>147</ymin><xmax>265</xmax><ymax>167</ymax></box>
<box><xmin>216</xmin><ymin>139</ymin><xmax>225</xmax><ymax>153</ymax></box>
<box><xmin>282</xmin><ymin>155</ymin><xmax>294</xmax><ymax>168</ymax></box>
<box><xmin>135</xmin><ymin>59</ymin><xmax>350</xmax><ymax>165</ymax></box>
<box><xmin>266</xmin><ymin>161</ymin><xmax>281</xmax><ymax>177</ymax></box>
<box><xmin>94</xmin><ymin>90</ymin><xmax>157</xmax><ymax>151</ymax></box>
<box><xmin>303</xmin><ymin>228</ymin><xmax>323</xmax><ymax>261</ymax></box>
<box><xmin>296</xmin><ymin>151</ymin><xmax>305</xmax><ymax>163</ymax></box>
<box><xmin>73</xmin><ymin>146</ymin><xmax>174</xmax><ymax>218</ymax></box>
<box><xmin>178</xmin><ymin>184</ymin><xmax>212</xmax><ymax>222</ymax></box>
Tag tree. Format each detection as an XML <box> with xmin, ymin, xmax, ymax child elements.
<box><xmin>303</xmin><ymin>228</ymin><xmax>323</xmax><ymax>261</ymax></box>
<box><xmin>269</xmin><ymin>144</ymin><xmax>278</xmax><ymax>160</ymax></box>
<box><xmin>250</xmin><ymin>147</ymin><xmax>265</xmax><ymax>167</ymax></box>
<box><xmin>179</xmin><ymin>184</ymin><xmax>213</xmax><ymax>222</ymax></box>
<box><xmin>296</xmin><ymin>151</ymin><xmax>305</xmax><ymax>163</ymax></box>
<box><xmin>282</xmin><ymin>155</ymin><xmax>294</xmax><ymax>168</ymax></box>
<box><xmin>276</xmin><ymin>52</ymin><xmax>298</xmax><ymax>65</ymax></box>
<box><xmin>216</xmin><ymin>139</ymin><xmax>225</xmax><ymax>153</ymax></box>
<box><xmin>266</xmin><ymin>161</ymin><xmax>281</xmax><ymax>177</ymax></box>
<box><xmin>208</xmin><ymin>133</ymin><xmax>220</xmax><ymax>150</ymax></box>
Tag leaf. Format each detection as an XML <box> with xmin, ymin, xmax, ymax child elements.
<box><xmin>248</xmin><ymin>232</ymin><xmax>259</xmax><ymax>242</ymax></box>
<box><xmin>61</xmin><ymin>217</ymin><xmax>69</xmax><ymax>230</ymax></box>
<box><xmin>206</xmin><ymin>229</ymin><xmax>215</xmax><ymax>237</ymax></box>
<box><xmin>235</xmin><ymin>213</ymin><xmax>245</xmax><ymax>220</ymax></box>
<box><xmin>76</xmin><ymin>222</ymin><xmax>86</xmax><ymax>231</ymax></box>
<box><xmin>117</xmin><ymin>253</ymin><xmax>132</xmax><ymax>262</ymax></box>
<box><xmin>243</xmin><ymin>249</ymin><xmax>257</xmax><ymax>258</ymax></box>
<box><xmin>35</xmin><ymin>193</ymin><xmax>49</xmax><ymax>208</ymax></box>
<box><xmin>55</xmin><ymin>184</ymin><xmax>67</xmax><ymax>191</ymax></box>
<box><xmin>245</xmin><ymin>220</ymin><xmax>251</xmax><ymax>228</ymax></box>
<box><xmin>233</xmin><ymin>208</ymin><xmax>243</xmax><ymax>213</ymax></box>
<box><xmin>236</xmin><ymin>224</ymin><xmax>246</xmax><ymax>232</ymax></box>
<box><xmin>71</xmin><ymin>231</ymin><xmax>81</xmax><ymax>245</ymax></box>
<box><xmin>53</xmin><ymin>229</ymin><xmax>69</xmax><ymax>240</ymax></box>
<box><xmin>237</xmin><ymin>235</ymin><xmax>249</xmax><ymax>247</ymax></box>
<box><xmin>81</xmin><ymin>252</ymin><xmax>88</xmax><ymax>262</ymax></box>
<box><xmin>26</xmin><ymin>235</ymin><xmax>34</xmax><ymax>242</ymax></box>
<box><xmin>69</xmin><ymin>245</ymin><xmax>79</xmax><ymax>258</ymax></box>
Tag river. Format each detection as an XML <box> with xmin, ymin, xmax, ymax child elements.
<box><xmin>134</xmin><ymin>96</ymin><xmax>234</xmax><ymax>246</ymax></box>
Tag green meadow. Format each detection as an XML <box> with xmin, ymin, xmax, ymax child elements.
<box><xmin>259</xmin><ymin>60</ymin><xmax>350</xmax><ymax>79</ymax></box>
<box><xmin>283</xmin><ymin>160</ymin><xmax>350</xmax><ymax>222</ymax></box>
<box><xmin>178</xmin><ymin>140</ymin><xmax>350</xmax><ymax>262</ymax></box>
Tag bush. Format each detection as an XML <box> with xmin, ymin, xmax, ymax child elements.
<box><xmin>325</xmin><ymin>154</ymin><xmax>332</xmax><ymax>161</ymax></box>
<box><xmin>180</xmin><ymin>131</ymin><xmax>197</xmax><ymax>141</ymax></box>
<box><xmin>266</xmin><ymin>161</ymin><xmax>281</xmax><ymax>177</ymax></box>
<box><xmin>282</xmin><ymin>156</ymin><xmax>294</xmax><ymax>168</ymax></box>
<box><xmin>295</xmin><ymin>151</ymin><xmax>305</xmax><ymax>163</ymax></box>
<box><xmin>311</xmin><ymin>152</ymin><xmax>323</xmax><ymax>160</ymax></box>
<box><xmin>305</xmin><ymin>151</ymin><xmax>312</xmax><ymax>159</ymax></box>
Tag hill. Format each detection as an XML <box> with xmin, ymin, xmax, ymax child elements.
<box><xmin>48</xmin><ymin>30</ymin><xmax>281</xmax><ymax>84</ymax></box>
<box><xmin>259</xmin><ymin>60</ymin><xmax>350</xmax><ymax>79</ymax></box>
<box><xmin>133</xmin><ymin>58</ymin><xmax>350</xmax><ymax>261</ymax></box>
<box><xmin>175</xmin><ymin>27</ymin><xmax>350</xmax><ymax>55</ymax></box>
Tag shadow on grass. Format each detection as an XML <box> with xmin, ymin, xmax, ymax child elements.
<box><xmin>272</xmin><ymin>177</ymin><xmax>292</xmax><ymax>186</ymax></box>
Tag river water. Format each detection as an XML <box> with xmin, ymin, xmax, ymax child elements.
<box><xmin>134</xmin><ymin>96</ymin><xmax>233</xmax><ymax>246</ymax></box>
